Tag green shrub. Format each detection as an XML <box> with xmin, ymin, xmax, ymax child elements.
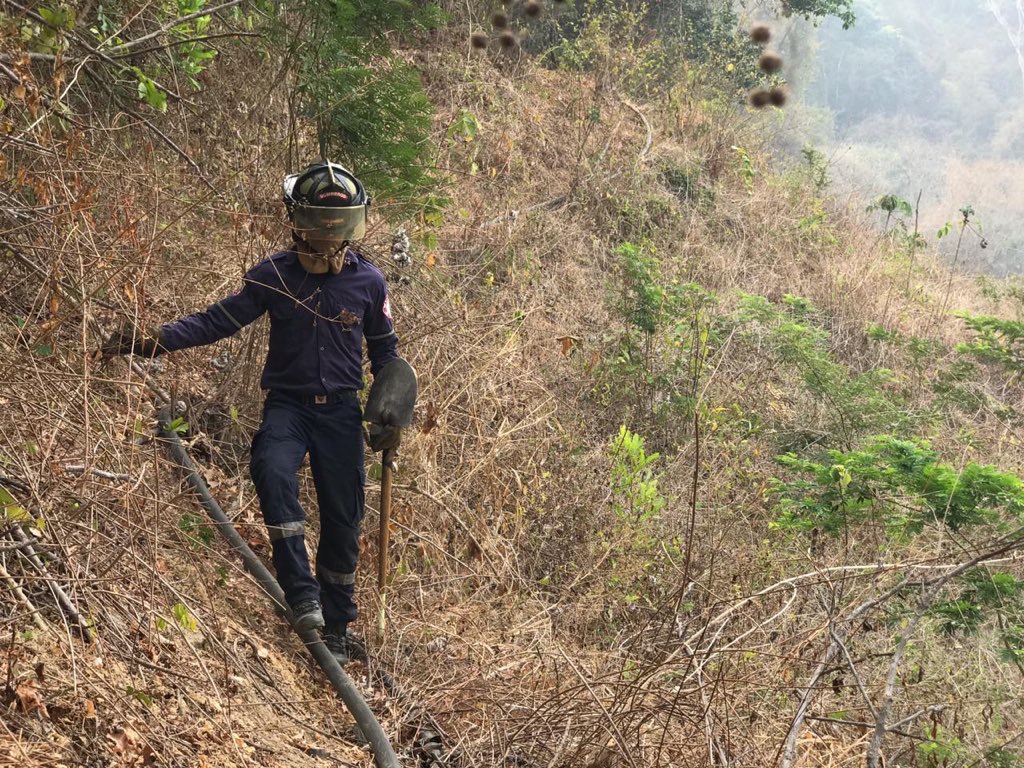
<box><xmin>597</xmin><ymin>242</ymin><xmax>718</xmax><ymax>434</ymax></box>
<box><xmin>733</xmin><ymin>293</ymin><xmax>905</xmax><ymax>444</ymax></box>
<box><xmin>770</xmin><ymin>436</ymin><xmax>1024</xmax><ymax>535</ymax></box>
<box><xmin>281</xmin><ymin>0</ymin><xmax>444</xmax><ymax>206</ymax></box>
<box><xmin>956</xmin><ymin>313</ymin><xmax>1024</xmax><ymax>386</ymax></box>
<box><xmin>609</xmin><ymin>425</ymin><xmax>664</xmax><ymax>523</ymax></box>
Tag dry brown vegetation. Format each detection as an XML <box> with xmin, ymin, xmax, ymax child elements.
<box><xmin>3</xmin><ymin>4</ymin><xmax>1024</xmax><ymax>768</ymax></box>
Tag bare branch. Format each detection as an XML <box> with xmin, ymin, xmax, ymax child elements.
<box><xmin>114</xmin><ymin>0</ymin><xmax>247</xmax><ymax>51</ymax></box>
<box><xmin>867</xmin><ymin>531</ymin><xmax>1024</xmax><ymax>767</ymax></box>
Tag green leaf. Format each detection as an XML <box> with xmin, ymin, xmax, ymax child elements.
<box><xmin>133</xmin><ymin>69</ymin><xmax>167</xmax><ymax>113</ymax></box>
<box><xmin>172</xmin><ymin>602</ymin><xmax>197</xmax><ymax>632</ymax></box>
<box><xmin>167</xmin><ymin>417</ymin><xmax>189</xmax><ymax>435</ymax></box>
<box><xmin>0</xmin><ymin>485</ymin><xmax>30</xmax><ymax>523</ymax></box>
<box><xmin>447</xmin><ymin>108</ymin><xmax>479</xmax><ymax>143</ymax></box>
<box><xmin>39</xmin><ymin>5</ymin><xmax>76</xmax><ymax>30</ymax></box>
<box><xmin>126</xmin><ymin>685</ymin><xmax>154</xmax><ymax>706</ymax></box>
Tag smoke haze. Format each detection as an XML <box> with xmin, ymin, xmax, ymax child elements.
<box><xmin>785</xmin><ymin>0</ymin><xmax>1024</xmax><ymax>275</ymax></box>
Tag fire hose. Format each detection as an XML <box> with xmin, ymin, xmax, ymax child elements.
<box><xmin>157</xmin><ymin>410</ymin><xmax>402</xmax><ymax>768</ymax></box>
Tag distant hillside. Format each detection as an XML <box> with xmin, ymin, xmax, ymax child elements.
<box><xmin>789</xmin><ymin>0</ymin><xmax>1024</xmax><ymax>275</ymax></box>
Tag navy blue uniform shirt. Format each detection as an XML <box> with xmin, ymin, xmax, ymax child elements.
<box><xmin>159</xmin><ymin>249</ymin><xmax>398</xmax><ymax>395</ymax></box>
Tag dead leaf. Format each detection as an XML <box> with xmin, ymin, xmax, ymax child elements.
<box><xmin>420</xmin><ymin>401</ymin><xmax>439</xmax><ymax>435</ymax></box>
<box><xmin>231</xmin><ymin>734</ymin><xmax>254</xmax><ymax>756</ymax></box>
<box><xmin>38</xmin><ymin>317</ymin><xmax>61</xmax><ymax>334</ymax></box>
<box><xmin>197</xmin><ymin>718</ymin><xmax>218</xmax><ymax>740</ymax></box>
<box><xmin>557</xmin><ymin>335</ymin><xmax>580</xmax><ymax>356</ymax></box>
<box><xmin>48</xmin><ymin>291</ymin><xmax>60</xmax><ymax>317</ymax></box>
<box><xmin>109</xmin><ymin>729</ymin><xmax>130</xmax><ymax>754</ymax></box>
<box><xmin>15</xmin><ymin>678</ymin><xmax>48</xmax><ymax>718</ymax></box>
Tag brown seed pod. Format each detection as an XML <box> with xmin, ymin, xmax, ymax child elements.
<box><xmin>749</xmin><ymin>89</ymin><xmax>771</xmax><ymax>109</ymax></box>
<box><xmin>492</xmin><ymin>11</ymin><xmax>509</xmax><ymax>28</ymax></box>
<box><xmin>498</xmin><ymin>29</ymin><xmax>518</xmax><ymax>48</ymax></box>
<box><xmin>750</xmin><ymin>25</ymin><xmax>771</xmax><ymax>44</ymax></box>
<box><xmin>471</xmin><ymin>31</ymin><xmax>488</xmax><ymax>49</ymax></box>
<box><xmin>768</xmin><ymin>86</ymin><xmax>788</xmax><ymax>107</ymax></box>
<box><xmin>525</xmin><ymin>1</ymin><xmax>541</xmax><ymax>17</ymax></box>
<box><xmin>758</xmin><ymin>51</ymin><xmax>783</xmax><ymax>74</ymax></box>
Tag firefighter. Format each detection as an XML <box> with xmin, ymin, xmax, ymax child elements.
<box><xmin>102</xmin><ymin>161</ymin><xmax>415</xmax><ymax>662</ymax></box>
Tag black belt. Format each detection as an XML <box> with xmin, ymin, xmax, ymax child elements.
<box><xmin>273</xmin><ymin>389</ymin><xmax>358</xmax><ymax>406</ymax></box>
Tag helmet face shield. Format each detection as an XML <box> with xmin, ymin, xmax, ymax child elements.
<box><xmin>292</xmin><ymin>204</ymin><xmax>367</xmax><ymax>242</ymax></box>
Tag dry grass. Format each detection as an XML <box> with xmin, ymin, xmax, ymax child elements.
<box><xmin>3</xmin><ymin>8</ymin><xmax>1024</xmax><ymax>768</ymax></box>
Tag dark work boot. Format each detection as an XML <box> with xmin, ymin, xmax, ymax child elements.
<box><xmin>323</xmin><ymin>624</ymin><xmax>365</xmax><ymax>665</ymax></box>
<box><xmin>291</xmin><ymin>599</ymin><xmax>325</xmax><ymax>632</ymax></box>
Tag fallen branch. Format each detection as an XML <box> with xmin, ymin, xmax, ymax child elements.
<box><xmin>0</xmin><ymin>563</ymin><xmax>48</xmax><ymax>633</ymax></box>
<box><xmin>779</xmin><ymin>635</ymin><xmax>840</xmax><ymax>768</ymax></box>
<box><xmin>621</xmin><ymin>97</ymin><xmax>653</xmax><ymax>162</ymax></box>
<box><xmin>9</xmin><ymin>526</ymin><xmax>93</xmax><ymax>642</ymax></box>
<box><xmin>64</xmin><ymin>464</ymin><xmax>133</xmax><ymax>482</ymax></box>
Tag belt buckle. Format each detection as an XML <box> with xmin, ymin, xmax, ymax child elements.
<box><xmin>314</xmin><ymin>394</ymin><xmax>327</xmax><ymax>405</ymax></box>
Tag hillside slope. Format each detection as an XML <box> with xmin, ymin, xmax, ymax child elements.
<box><xmin>3</xmin><ymin>3</ymin><xmax>1024</xmax><ymax>767</ymax></box>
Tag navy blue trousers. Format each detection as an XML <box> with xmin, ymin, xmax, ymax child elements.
<box><xmin>249</xmin><ymin>392</ymin><xmax>365</xmax><ymax>626</ymax></box>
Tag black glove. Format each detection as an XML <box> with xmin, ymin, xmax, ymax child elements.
<box><xmin>365</xmin><ymin>423</ymin><xmax>401</xmax><ymax>453</ymax></box>
<box><xmin>100</xmin><ymin>322</ymin><xmax>167</xmax><ymax>359</ymax></box>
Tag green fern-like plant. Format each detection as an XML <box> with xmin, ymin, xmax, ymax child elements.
<box><xmin>956</xmin><ymin>313</ymin><xmax>1024</xmax><ymax>385</ymax></box>
<box><xmin>770</xmin><ymin>435</ymin><xmax>1024</xmax><ymax>535</ymax></box>
<box><xmin>282</xmin><ymin>0</ymin><xmax>444</xmax><ymax>207</ymax></box>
